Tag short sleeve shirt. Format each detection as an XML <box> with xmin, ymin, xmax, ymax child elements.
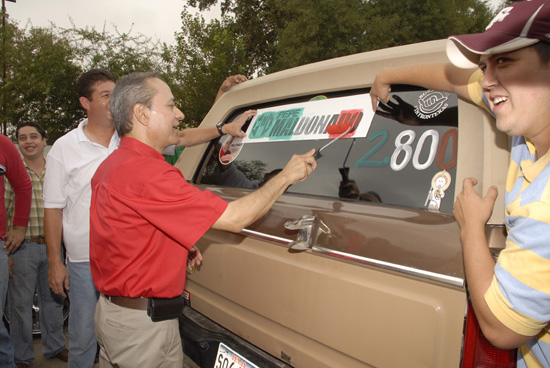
<box><xmin>485</xmin><ymin>137</ymin><xmax>550</xmax><ymax>367</ymax></box>
<box><xmin>468</xmin><ymin>71</ymin><xmax>550</xmax><ymax>367</ymax></box>
<box><xmin>90</xmin><ymin>137</ymin><xmax>228</xmax><ymax>298</ymax></box>
<box><xmin>43</xmin><ymin>119</ymin><xmax>120</xmax><ymax>262</ymax></box>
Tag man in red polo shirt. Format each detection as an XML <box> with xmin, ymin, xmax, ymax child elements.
<box><xmin>89</xmin><ymin>71</ymin><xmax>317</xmax><ymax>367</ymax></box>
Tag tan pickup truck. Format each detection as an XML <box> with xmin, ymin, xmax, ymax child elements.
<box><xmin>176</xmin><ymin>39</ymin><xmax>516</xmax><ymax>368</ymax></box>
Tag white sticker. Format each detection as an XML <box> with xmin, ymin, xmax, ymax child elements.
<box><xmin>425</xmin><ymin>170</ymin><xmax>452</xmax><ymax>212</ymax></box>
<box><xmin>415</xmin><ymin>90</ymin><xmax>450</xmax><ymax>120</ymax></box>
<box><xmin>241</xmin><ymin>93</ymin><xmax>375</xmax><ymax>144</ymax></box>
<box><xmin>219</xmin><ymin>135</ymin><xmax>244</xmax><ymax>165</ymax></box>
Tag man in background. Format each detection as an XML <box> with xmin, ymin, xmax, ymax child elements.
<box><xmin>0</xmin><ymin>134</ymin><xmax>31</xmax><ymax>367</ymax></box>
<box><xmin>5</xmin><ymin>122</ymin><xmax>68</xmax><ymax>367</ymax></box>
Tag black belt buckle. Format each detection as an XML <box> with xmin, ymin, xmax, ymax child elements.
<box><xmin>147</xmin><ymin>296</ymin><xmax>185</xmax><ymax>322</ymax></box>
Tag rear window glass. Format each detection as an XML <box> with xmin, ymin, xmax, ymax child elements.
<box><xmin>196</xmin><ymin>87</ymin><xmax>458</xmax><ymax>214</ymax></box>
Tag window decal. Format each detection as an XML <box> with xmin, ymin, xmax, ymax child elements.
<box><xmin>425</xmin><ymin>170</ymin><xmax>452</xmax><ymax>212</ymax></box>
<box><xmin>242</xmin><ymin>94</ymin><xmax>375</xmax><ymax>144</ymax></box>
<box><xmin>219</xmin><ymin>135</ymin><xmax>244</xmax><ymax>165</ymax></box>
<box><xmin>415</xmin><ymin>90</ymin><xmax>450</xmax><ymax>120</ymax></box>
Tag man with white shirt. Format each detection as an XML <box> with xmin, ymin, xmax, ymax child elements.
<box><xmin>44</xmin><ymin>68</ymin><xmax>251</xmax><ymax>367</ymax></box>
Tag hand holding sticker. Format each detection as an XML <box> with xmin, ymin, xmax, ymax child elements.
<box><xmin>218</xmin><ymin>114</ymin><xmax>256</xmax><ymax>165</ymax></box>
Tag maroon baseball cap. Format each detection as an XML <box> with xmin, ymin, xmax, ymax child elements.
<box><xmin>447</xmin><ymin>0</ymin><xmax>550</xmax><ymax>68</ymax></box>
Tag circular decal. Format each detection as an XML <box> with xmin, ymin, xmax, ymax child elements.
<box><xmin>431</xmin><ymin>170</ymin><xmax>452</xmax><ymax>192</ymax></box>
<box><xmin>219</xmin><ymin>135</ymin><xmax>244</xmax><ymax>165</ymax></box>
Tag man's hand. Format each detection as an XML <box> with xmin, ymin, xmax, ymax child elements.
<box><xmin>213</xmin><ymin>149</ymin><xmax>317</xmax><ymax>233</ymax></box>
<box><xmin>220</xmin><ymin>75</ymin><xmax>248</xmax><ymax>93</ymax></box>
<box><xmin>3</xmin><ymin>226</ymin><xmax>26</xmax><ymax>254</ymax></box>
<box><xmin>8</xmin><ymin>255</ymin><xmax>14</xmax><ymax>278</ymax></box>
<box><xmin>279</xmin><ymin>149</ymin><xmax>317</xmax><ymax>185</ymax></box>
<box><xmin>453</xmin><ymin>178</ymin><xmax>498</xmax><ymax>231</ymax></box>
<box><xmin>215</xmin><ymin>75</ymin><xmax>249</xmax><ymax>102</ymax></box>
<box><xmin>222</xmin><ymin>110</ymin><xmax>257</xmax><ymax>138</ymax></box>
<box><xmin>370</xmin><ymin>68</ymin><xmax>393</xmax><ymax>111</ymax></box>
<box><xmin>187</xmin><ymin>246</ymin><xmax>203</xmax><ymax>268</ymax></box>
<box><xmin>48</xmin><ymin>262</ymin><xmax>69</xmax><ymax>298</ymax></box>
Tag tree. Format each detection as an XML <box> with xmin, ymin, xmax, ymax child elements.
<box><xmin>1</xmin><ymin>18</ymin><xmax>171</xmax><ymax>143</ymax></box>
<box><xmin>363</xmin><ymin>0</ymin><xmax>495</xmax><ymax>50</ymax></box>
<box><xmin>2</xmin><ymin>23</ymin><xmax>83</xmax><ymax>142</ymax></box>
<box><xmin>64</xmin><ymin>23</ymin><xmax>169</xmax><ymax>78</ymax></box>
<box><xmin>0</xmin><ymin>0</ymin><xmax>501</xmax><ymax>142</ymax></box>
<box><xmin>170</xmin><ymin>9</ymin><xmax>253</xmax><ymax>128</ymax></box>
<box><xmin>184</xmin><ymin>0</ymin><xmax>496</xmax><ymax>75</ymax></box>
<box><xmin>273</xmin><ymin>0</ymin><xmax>368</xmax><ymax>71</ymax></box>
<box><xmin>186</xmin><ymin>0</ymin><xmax>283</xmax><ymax>75</ymax></box>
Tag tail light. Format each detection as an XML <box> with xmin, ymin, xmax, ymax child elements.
<box><xmin>462</xmin><ymin>301</ymin><xmax>517</xmax><ymax>368</ymax></box>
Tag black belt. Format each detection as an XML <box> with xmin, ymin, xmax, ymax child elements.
<box><xmin>28</xmin><ymin>237</ymin><xmax>46</xmax><ymax>244</ymax></box>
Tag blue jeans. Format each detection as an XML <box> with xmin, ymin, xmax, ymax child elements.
<box><xmin>7</xmin><ymin>241</ymin><xmax>66</xmax><ymax>365</ymax></box>
<box><xmin>0</xmin><ymin>241</ymin><xmax>15</xmax><ymax>368</ymax></box>
<box><xmin>66</xmin><ymin>261</ymin><xmax>99</xmax><ymax>368</ymax></box>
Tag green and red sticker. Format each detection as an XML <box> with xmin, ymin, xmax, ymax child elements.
<box><xmin>219</xmin><ymin>93</ymin><xmax>375</xmax><ymax>165</ymax></box>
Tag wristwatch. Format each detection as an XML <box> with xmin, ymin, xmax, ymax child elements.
<box><xmin>216</xmin><ymin>121</ymin><xmax>225</xmax><ymax>136</ymax></box>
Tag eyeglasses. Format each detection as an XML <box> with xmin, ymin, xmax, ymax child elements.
<box><xmin>0</xmin><ymin>164</ymin><xmax>6</xmax><ymax>176</ymax></box>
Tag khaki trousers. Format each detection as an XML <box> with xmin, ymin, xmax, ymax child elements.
<box><xmin>95</xmin><ymin>294</ymin><xmax>184</xmax><ymax>368</ymax></box>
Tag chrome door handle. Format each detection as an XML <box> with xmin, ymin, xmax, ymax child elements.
<box><xmin>284</xmin><ymin>215</ymin><xmax>315</xmax><ymax>251</ymax></box>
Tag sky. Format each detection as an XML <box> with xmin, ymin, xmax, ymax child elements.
<box><xmin>5</xmin><ymin>0</ymin><xmax>221</xmax><ymax>45</ymax></box>
<box><xmin>5</xmin><ymin>0</ymin><xmax>503</xmax><ymax>46</ymax></box>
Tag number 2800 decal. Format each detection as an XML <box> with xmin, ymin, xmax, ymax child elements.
<box><xmin>356</xmin><ymin>128</ymin><xmax>457</xmax><ymax>171</ymax></box>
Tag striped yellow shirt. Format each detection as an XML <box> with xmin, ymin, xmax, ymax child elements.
<box><xmin>468</xmin><ymin>71</ymin><xmax>550</xmax><ymax>367</ymax></box>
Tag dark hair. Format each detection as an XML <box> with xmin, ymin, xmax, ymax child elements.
<box><xmin>533</xmin><ymin>42</ymin><xmax>550</xmax><ymax>65</ymax></box>
<box><xmin>360</xmin><ymin>191</ymin><xmax>382</xmax><ymax>203</ymax></box>
<box><xmin>15</xmin><ymin>122</ymin><xmax>46</xmax><ymax>140</ymax></box>
<box><xmin>339</xmin><ymin>179</ymin><xmax>360</xmax><ymax>199</ymax></box>
<box><xmin>110</xmin><ymin>71</ymin><xmax>160</xmax><ymax>137</ymax></box>
<box><xmin>77</xmin><ymin>69</ymin><xmax>116</xmax><ymax>100</ymax></box>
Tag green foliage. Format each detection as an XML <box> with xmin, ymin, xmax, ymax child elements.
<box><xmin>201</xmin><ymin>159</ymin><xmax>267</xmax><ymax>185</ymax></box>
<box><xmin>62</xmin><ymin>24</ymin><xmax>168</xmax><ymax>79</ymax></box>
<box><xmin>0</xmin><ymin>0</ymin><xmax>499</xmax><ymax>142</ymax></box>
<box><xmin>234</xmin><ymin>159</ymin><xmax>266</xmax><ymax>183</ymax></box>
<box><xmin>184</xmin><ymin>0</ymin><xmax>496</xmax><ymax>75</ymax></box>
<box><xmin>1</xmin><ymin>23</ymin><xmax>83</xmax><ymax>142</ymax></box>
<box><xmin>0</xmin><ymin>18</ymin><xmax>170</xmax><ymax>143</ymax></box>
<box><xmin>273</xmin><ymin>0</ymin><xmax>368</xmax><ymax>72</ymax></box>
<box><xmin>225</xmin><ymin>0</ymin><xmax>282</xmax><ymax>75</ymax></box>
<box><xmin>171</xmin><ymin>10</ymin><xmax>252</xmax><ymax>128</ymax></box>
<box><xmin>363</xmin><ymin>0</ymin><xmax>494</xmax><ymax>50</ymax></box>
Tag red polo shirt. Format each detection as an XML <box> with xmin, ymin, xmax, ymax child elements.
<box><xmin>90</xmin><ymin>137</ymin><xmax>228</xmax><ymax>298</ymax></box>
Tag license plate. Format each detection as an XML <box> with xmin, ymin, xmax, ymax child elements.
<box><xmin>214</xmin><ymin>342</ymin><xmax>259</xmax><ymax>368</ymax></box>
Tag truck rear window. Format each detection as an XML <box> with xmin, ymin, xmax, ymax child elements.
<box><xmin>198</xmin><ymin>87</ymin><xmax>458</xmax><ymax>214</ymax></box>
